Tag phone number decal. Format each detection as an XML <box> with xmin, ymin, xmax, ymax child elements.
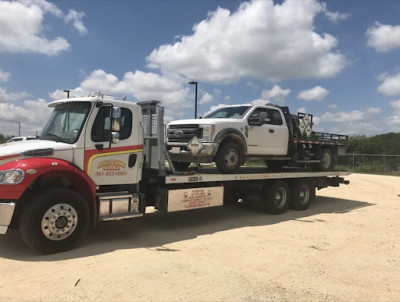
<box><xmin>95</xmin><ymin>171</ymin><xmax>128</xmax><ymax>177</ymax></box>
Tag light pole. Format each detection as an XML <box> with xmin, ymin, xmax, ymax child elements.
<box><xmin>63</xmin><ymin>89</ymin><xmax>71</xmax><ymax>98</ymax></box>
<box><xmin>188</xmin><ymin>81</ymin><xmax>198</xmax><ymax>118</ymax></box>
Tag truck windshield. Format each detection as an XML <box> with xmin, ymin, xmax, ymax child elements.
<box><xmin>203</xmin><ymin>106</ymin><xmax>251</xmax><ymax>119</ymax></box>
<box><xmin>41</xmin><ymin>102</ymin><xmax>92</xmax><ymax>144</ymax></box>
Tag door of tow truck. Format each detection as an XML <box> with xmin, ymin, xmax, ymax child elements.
<box><xmin>83</xmin><ymin>102</ymin><xmax>144</xmax><ymax>186</ymax></box>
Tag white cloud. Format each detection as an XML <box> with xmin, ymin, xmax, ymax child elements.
<box><xmin>199</xmin><ymin>93</ymin><xmax>213</xmax><ymax>105</ymax></box>
<box><xmin>377</xmin><ymin>72</ymin><xmax>400</xmax><ymax>96</ymax></box>
<box><xmin>321</xmin><ymin>107</ymin><xmax>381</xmax><ymax>123</ymax></box>
<box><xmin>328</xmin><ymin>104</ymin><xmax>338</xmax><ymax>109</ymax></box>
<box><xmin>65</xmin><ymin>9</ymin><xmax>88</xmax><ymax>35</ymax></box>
<box><xmin>51</xmin><ymin>69</ymin><xmax>193</xmax><ymax>120</ymax></box>
<box><xmin>387</xmin><ymin>115</ymin><xmax>400</xmax><ymax>130</ymax></box>
<box><xmin>0</xmin><ymin>87</ymin><xmax>29</xmax><ymax>103</ymax></box>
<box><xmin>390</xmin><ymin>99</ymin><xmax>400</xmax><ymax>114</ymax></box>
<box><xmin>147</xmin><ymin>0</ymin><xmax>345</xmax><ymax>84</ymax></box>
<box><xmin>0</xmin><ymin>69</ymin><xmax>10</xmax><ymax>82</ymax></box>
<box><xmin>0</xmin><ymin>0</ymin><xmax>87</xmax><ymax>56</ymax></box>
<box><xmin>0</xmin><ymin>99</ymin><xmax>52</xmax><ymax>135</ymax></box>
<box><xmin>298</xmin><ymin>86</ymin><xmax>329</xmax><ymax>101</ymax></box>
<box><xmin>324</xmin><ymin>10</ymin><xmax>350</xmax><ymax>23</ymax></box>
<box><xmin>261</xmin><ymin>85</ymin><xmax>291</xmax><ymax>104</ymax></box>
<box><xmin>367</xmin><ymin>22</ymin><xmax>400</xmax><ymax>52</ymax></box>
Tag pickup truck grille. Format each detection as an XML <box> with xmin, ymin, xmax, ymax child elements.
<box><xmin>167</xmin><ymin>124</ymin><xmax>203</xmax><ymax>143</ymax></box>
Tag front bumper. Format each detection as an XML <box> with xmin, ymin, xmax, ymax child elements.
<box><xmin>168</xmin><ymin>142</ymin><xmax>219</xmax><ymax>163</ymax></box>
<box><xmin>0</xmin><ymin>202</ymin><xmax>15</xmax><ymax>234</ymax></box>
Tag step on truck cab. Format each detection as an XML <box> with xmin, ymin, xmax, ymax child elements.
<box><xmin>167</xmin><ymin>104</ymin><xmax>348</xmax><ymax>173</ymax></box>
<box><xmin>0</xmin><ymin>93</ymin><xmax>350</xmax><ymax>254</ymax></box>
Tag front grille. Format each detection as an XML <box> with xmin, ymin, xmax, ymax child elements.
<box><xmin>167</xmin><ymin>124</ymin><xmax>202</xmax><ymax>143</ymax></box>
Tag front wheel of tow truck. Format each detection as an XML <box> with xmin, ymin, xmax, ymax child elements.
<box><xmin>263</xmin><ymin>180</ymin><xmax>290</xmax><ymax>214</ymax></box>
<box><xmin>19</xmin><ymin>187</ymin><xmax>90</xmax><ymax>254</ymax></box>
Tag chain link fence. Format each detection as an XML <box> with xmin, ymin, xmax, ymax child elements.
<box><xmin>337</xmin><ymin>154</ymin><xmax>400</xmax><ymax>174</ymax></box>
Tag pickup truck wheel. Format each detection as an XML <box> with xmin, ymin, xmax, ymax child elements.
<box><xmin>290</xmin><ymin>180</ymin><xmax>315</xmax><ymax>210</ymax></box>
<box><xmin>215</xmin><ymin>142</ymin><xmax>243</xmax><ymax>174</ymax></box>
<box><xmin>316</xmin><ymin>149</ymin><xmax>334</xmax><ymax>171</ymax></box>
<box><xmin>19</xmin><ymin>187</ymin><xmax>89</xmax><ymax>254</ymax></box>
<box><xmin>172</xmin><ymin>161</ymin><xmax>191</xmax><ymax>171</ymax></box>
<box><xmin>263</xmin><ymin>180</ymin><xmax>290</xmax><ymax>214</ymax></box>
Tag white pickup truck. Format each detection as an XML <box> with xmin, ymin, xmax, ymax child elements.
<box><xmin>167</xmin><ymin>104</ymin><xmax>347</xmax><ymax>173</ymax></box>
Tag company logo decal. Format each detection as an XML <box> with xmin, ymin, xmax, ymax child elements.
<box><xmin>97</xmin><ymin>159</ymin><xmax>126</xmax><ymax>171</ymax></box>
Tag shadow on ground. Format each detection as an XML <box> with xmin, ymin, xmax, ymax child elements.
<box><xmin>0</xmin><ymin>195</ymin><xmax>372</xmax><ymax>261</ymax></box>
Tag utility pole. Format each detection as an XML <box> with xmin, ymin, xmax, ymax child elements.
<box><xmin>188</xmin><ymin>81</ymin><xmax>198</xmax><ymax>118</ymax></box>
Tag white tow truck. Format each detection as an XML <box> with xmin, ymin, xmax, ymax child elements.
<box><xmin>0</xmin><ymin>94</ymin><xmax>349</xmax><ymax>254</ymax></box>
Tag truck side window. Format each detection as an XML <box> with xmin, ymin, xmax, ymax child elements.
<box><xmin>248</xmin><ymin>108</ymin><xmax>269</xmax><ymax>125</ymax></box>
<box><xmin>248</xmin><ymin>108</ymin><xmax>283</xmax><ymax>126</ymax></box>
<box><xmin>269</xmin><ymin>109</ymin><xmax>283</xmax><ymax>126</ymax></box>
<box><xmin>92</xmin><ymin>107</ymin><xmax>132</xmax><ymax>142</ymax></box>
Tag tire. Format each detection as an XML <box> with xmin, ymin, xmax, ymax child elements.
<box><xmin>19</xmin><ymin>187</ymin><xmax>90</xmax><ymax>254</ymax></box>
<box><xmin>289</xmin><ymin>180</ymin><xmax>315</xmax><ymax>211</ymax></box>
<box><xmin>172</xmin><ymin>161</ymin><xmax>191</xmax><ymax>171</ymax></box>
<box><xmin>263</xmin><ymin>180</ymin><xmax>290</xmax><ymax>214</ymax></box>
<box><xmin>215</xmin><ymin>142</ymin><xmax>243</xmax><ymax>174</ymax></box>
<box><xmin>314</xmin><ymin>148</ymin><xmax>334</xmax><ymax>171</ymax></box>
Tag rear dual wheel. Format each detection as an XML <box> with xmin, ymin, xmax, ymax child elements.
<box><xmin>263</xmin><ymin>181</ymin><xmax>290</xmax><ymax>214</ymax></box>
<box><xmin>289</xmin><ymin>180</ymin><xmax>315</xmax><ymax>211</ymax></box>
<box><xmin>263</xmin><ymin>179</ymin><xmax>315</xmax><ymax>214</ymax></box>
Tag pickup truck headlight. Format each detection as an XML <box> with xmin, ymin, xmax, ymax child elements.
<box><xmin>201</xmin><ymin>125</ymin><xmax>215</xmax><ymax>142</ymax></box>
<box><xmin>0</xmin><ymin>169</ymin><xmax>25</xmax><ymax>185</ymax></box>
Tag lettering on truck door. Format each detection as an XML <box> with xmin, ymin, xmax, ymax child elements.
<box><xmin>247</xmin><ymin>107</ymin><xmax>289</xmax><ymax>155</ymax></box>
<box><xmin>84</xmin><ymin>105</ymin><xmax>143</xmax><ymax>185</ymax></box>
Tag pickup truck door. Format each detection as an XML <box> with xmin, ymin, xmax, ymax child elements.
<box><xmin>246</xmin><ymin>107</ymin><xmax>289</xmax><ymax>155</ymax></box>
<box><xmin>82</xmin><ymin>105</ymin><xmax>143</xmax><ymax>186</ymax></box>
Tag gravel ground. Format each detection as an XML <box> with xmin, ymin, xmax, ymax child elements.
<box><xmin>0</xmin><ymin>173</ymin><xmax>399</xmax><ymax>301</ymax></box>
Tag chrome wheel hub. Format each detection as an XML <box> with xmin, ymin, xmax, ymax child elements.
<box><xmin>224</xmin><ymin>149</ymin><xmax>239</xmax><ymax>168</ymax></box>
<box><xmin>299</xmin><ymin>186</ymin><xmax>310</xmax><ymax>205</ymax></box>
<box><xmin>274</xmin><ymin>188</ymin><xmax>287</xmax><ymax>208</ymax></box>
<box><xmin>41</xmin><ymin>203</ymin><xmax>78</xmax><ymax>241</ymax></box>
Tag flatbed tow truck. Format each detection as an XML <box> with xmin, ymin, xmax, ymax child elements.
<box><xmin>0</xmin><ymin>94</ymin><xmax>349</xmax><ymax>253</ymax></box>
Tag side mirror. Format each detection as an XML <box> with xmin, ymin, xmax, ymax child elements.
<box><xmin>111</xmin><ymin>132</ymin><xmax>120</xmax><ymax>144</ymax></box>
<box><xmin>112</xmin><ymin>107</ymin><xmax>121</xmax><ymax>119</ymax></box>
<box><xmin>112</xmin><ymin>107</ymin><xmax>121</xmax><ymax>132</ymax></box>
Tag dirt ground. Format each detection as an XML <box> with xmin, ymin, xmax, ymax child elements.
<box><xmin>0</xmin><ymin>173</ymin><xmax>399</xmax><ymax>301</ymax></box>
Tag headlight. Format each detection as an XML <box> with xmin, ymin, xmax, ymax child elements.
<box><xmin>0</xmin><ymin>169</ymin><xmax>25</xmax><ymax>185</ymax></box>
<box><xmin>201</xmin><ymin>125</ymin><xmax>215</xmax><ymax>141</ymax></box>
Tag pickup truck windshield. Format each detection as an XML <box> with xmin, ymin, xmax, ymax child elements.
<box><xmin>41</xmin><ymin>102</ymin><xmax>91</xmax><ymax>144</ymax></box>
<box><xmin>204</xmin><ymin>106</ymin><xmax>251</xmax><ymax>119</ymax></box>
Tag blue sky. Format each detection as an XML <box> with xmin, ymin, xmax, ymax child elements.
<box><xmin>1</xmin><ymin>0</ymin><xmax>400</xmax><ymax>137</ymax></box>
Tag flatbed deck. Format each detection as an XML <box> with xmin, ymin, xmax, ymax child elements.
<box><xmin>165</xmin><ymin>166</ymin><xmax>350</xmax><ymax>184</ymax></box>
